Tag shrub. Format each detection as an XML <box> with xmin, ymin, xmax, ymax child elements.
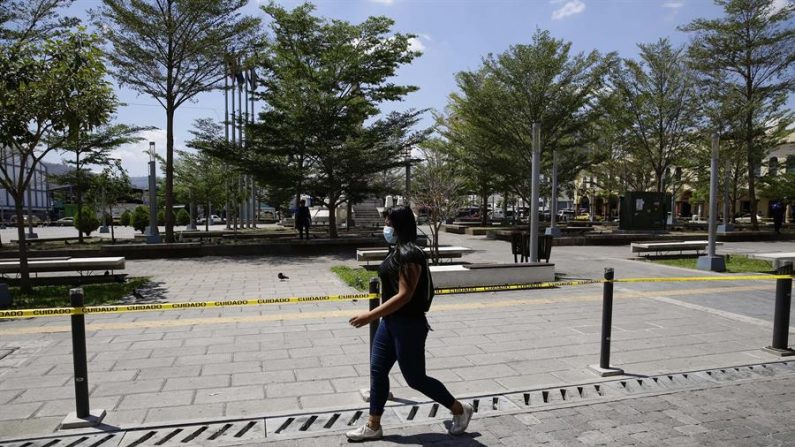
<box><xmin>74</xmin><ymin>207</ymin><xmax>100</xmax><ymax>236</ymax></box>
<box><xmin>120</xmin><ymin>210</ymin><xmax>132</xmax><ymax>226</ymax></box>
<box><xmin>132</xmin><ymin>206</ymin><xmax>149</xmax><ymax>234</ymax></box>
<box><xmin>176</xmin><ymin>208</ymin><xmax>190</xmax><ymax>225</ymax></box>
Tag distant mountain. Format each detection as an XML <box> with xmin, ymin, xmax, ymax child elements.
<box><xmin>42</xmin><ymin>163</ymin><xmax>152</xmax><ymax>190</ymax></box>
<box><xmin>130</xmin><ymin>176</ymin><xmax>149</xmax><ymax>190</ymax></box>
<box><xmin>41</xmin><ymin>161</ymin><xmax>71</xmax><ymax>177</ymax></box>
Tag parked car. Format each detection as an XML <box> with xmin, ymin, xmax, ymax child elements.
<box><xmin>54</xmin><ymin>217</ymin><xmax>74</xmax><ymax>226</ymax></box>
<box><xmin>735</xmin><ymin>213</ymin><xmax>765</xmax><ymax>223</ymax></box>
<box><xmin>197</xmin><ymin>214</ymin><xmax>225</xmax><ymax>225</ymax></box>
<box><xmin>557</xmin><ymin>209</ymin><xmax>575</xmax><ymax>221</ymax></box>
<box><xmin>8</xmin><ymin>214</ymin><xmax>41</xmax><ymax>227</ymax></box>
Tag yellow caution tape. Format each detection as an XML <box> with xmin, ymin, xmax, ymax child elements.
<box><xmin>0</xmin><ymin>293</ymin><xmax>378</xmax><ymax>319</ymax></box>
<box><xmin>0</xmin><ymin>274</ymin><xmax>791</xmax><ymax>320</ymax></box>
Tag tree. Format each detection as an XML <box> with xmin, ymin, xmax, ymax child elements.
<box><xmin>682</xmin><ymin>0</ymin><xmax>795</xmax><ymax>229</ymax></box>
<box><xmin>609</xmin><ymin>38</ymin><xmax>701</xmax><ymax>193</ymax></box>
<box><xmin>89</xmin><ymin>159</ymin><xmax>132</xmax><ymax>243</ymax></box>
<box><xmin>93</xmin><ymin>0</ymin><xmax>260</xmax><ymax>242</ymax></box>
<box><xmin>132</xmin><ymin>206</ymin><xmax>149</xmax><ymax>234</ymax></box>
<box><xmin>0</xmin><ymin>20</ymin><xmax>117</xmax><ymax>291</ymax></box>
<box><xmin>52</xmin><ymin>124</ymin><xmax>147</xmax><ymax>242</ymax></box>
<box><xmin>446</xmin><ymin>30</ymin><xmax>615</xmax><ymax>209</ymax></box>
<box><xmin>120</xmin><ymin>209</ymin><xmax>131</xmax><ymax>226</ymax></box>
<box><xmin>412</xmin><ymin>139</ymin><xmax>467</xmax><ymax>264</ymax></box>
<box><xmin>243</xmin><ymin>3</ymin><xmax>423</xmax><ymax>238</ymax></box>
<box><xmin>74</xmin><ymin>205</ymin><xmax>100</xmax><ymax>236</ymax></box>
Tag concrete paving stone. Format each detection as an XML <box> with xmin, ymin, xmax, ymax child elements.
<box><xmin>298</xmin><ymin>391</ymin><xmax>362</xmax><ymax>411</ymax></box>
<box><xmin>201</xmin><ymin>361</ymin><xmax>261</xmax><ymax>376</ymax></box>
<box><xmin>84</xmin><ymin>341</ymin><xmax>134</xmax><ymax>352</ymax></box>
<box><xmin>444</xmin><ymin>378</ymin><xmax>506</xmax><ymax>397</ymax></box>
<box><xmin>0</xmin><ymin>402</ymin><xmax>42</xmax><ymax>421</ymax></box>
<box><xmin>0</xmin><ymin>415</ymin><xmax>63</xmax><ymax>438</ymax></box>
<box><xmin>93</xmin><ymin>379</ymin><xmax>165</xmax><ymax>396</ymax></box>
<box><xmin>129</xmin><ymin>339</ymin><xmax>186</xmax><ymax>350</ymax></box>
<box><xmin>329</xmin><ymin>376</ymin><xmax>368</xmax><ymax>393</ymax></box>
<box><xmin>163</xmin><ymin>375</ymin><xmax>230</xmax><ymax>391</ymax></box>
<box><xmin>294</xmin><ymin>363</ymin><xmax>361</xmax><ymax>383</ymax></box>
<box><xmin>183</xmin><ymin>335</ymin><xmax>236</xmax><ymax>347</ymax></box>
<box><xmin>144</xmin><ymin>403</ymin><xmax>225</xmax><ymax>424</ymax></box>
<box><xmin>224</xmin><ymin>396</ymin><xmax>300</xmax><ymax>417</ymax></box>
<box><xmin>507</xmin><ymin>358</ymin><xmax>573</xmax><ymax>375</ymax></box>
<box><xmin>288</xmin><ymin>345</ymin><xmax>344</xmax><ymax>359</ymax></box>
<box><xmin>194</xmin><ymin>385</ymin><xmax>264</xmax><ymax>404</ymax></box>
<box><xmin>113</xmin><ymin>356</ymin><xmax>176</xmax><ymax>371</ymax></box>
<box><xmin>311</xmin><ymin>335</ymin><xmax>366</xmax><ymax>347</ymax></box>
<box><xmin>495</xmin><ymin>373</ymin><xmax>566</xmax><ymax>390</ymax></box>
<box><xmin>0</xmin><ymin>374</ymin><xmax>70</xmax><ymax>390</ymax></box>
<box><xmin>82</xmin><ymin>370</ymin><xmax>138</xmax><ymax>383</ymax></box>
<box><xmin>149</xmin><ymin>345</ymin><xmax>208</xmax><ymax>358</ymax></box>
<box><xmin>318</xmin><ymin>353</ymin><xmax>368</xmax><ymax>367</ymax></box>
<box><xmin>117</xmin><ymin>390</ymin><xmax>195</xmax><ymax>410</ymax></box>
<box><xmin>174</xmin><ymin>353</ymin><xmax>232</xmax><ymax>366</ymax></box>
<box><xmin>265</xmin><ymin>380</ymin><xmax>334</xmax><ymax>398</ymax></box>
<box><xmin>92</xmin><ymin>349</ymin><xmax>153</xmax><ymax>362</ymax></box>
<box><xmin>425</xmin><ymin>355</ymin><xmax>475</xmax><ymax>370</ymax></box>
<box><xmin>14</xmin><ymin>385</ymin><xmax>85</xmax><ymax>403</ymax></box>
<box><xmin>35</xmin><ymin>395</ymin><xmax>121</xmax><ymax>417</ymax></box>
<box><xmin>673</xmin><ymin>424</ymin><xmax>711</xmax><ymax>435</ymax></box>
<box><xmin>208</xmin><ymin>342</ymin><xmax>261</xmax><ymax>355</ymax></box>
<box><xmin>232</xmin><ymin>370</ymin><xmax>295</xmax><ymax>387</ymax></box>
<box><xmin>455</xmin><ymin>364</ymin><xmax>519</xmax><ymax>381</ymax></box>
<box><xmin>110</xmin><ymin>333</ymin><xmax>164</xmax><ymax>343</ymax></box>
<box><xmin>136</xmin><ymin>365</ymin><xmax>201</xmax><ymax>380</ymax></box>
<box><xmin>0</xmin><ymin>390</ymin><xmax>22</xmax><ymax>405</ymax></box>
<box><xmin>24</xmin><ymin>353</ymin><xmax>90</xmax><ymax>367</ymax></box>
<box><xmin>261</xmin><ymin>356</ymin><xmax>321</xmax><ymax>372</ymax></box>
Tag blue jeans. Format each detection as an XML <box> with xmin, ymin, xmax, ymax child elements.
<box><xmin>369</xmin><ymin>315</ymin><xmax>455</xmax><ymax>416</ymax></box>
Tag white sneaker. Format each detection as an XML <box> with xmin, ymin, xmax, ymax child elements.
<box><xmin>449</xmin><ymin>402</ymin><xmax>474</xmax><ymax>435</ymax></box>
<box><xmin>345</xmin><ymin>424</ymin><xmax>383</xmax><ymax>441</ymax></box>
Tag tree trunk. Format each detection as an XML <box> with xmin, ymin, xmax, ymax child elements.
<box><xmin>76</xmin><ymin>151</ymin><xmax>84</xmax><ymax>243</ymax></box>
<box><xmin>480</xmin><ymin>185</ymin><xmax>488</xmax><ymax>226</ymax></box>
<box><xmin>346</xmin><ymin>200</ymin><xmax>353</xmax><ymax>231</ymax></box>
<box><xmin>109</xmin><ymin>205</ymin><xmax>115</xmax><ymax>243</ymax></box>
<box><xmin>14</xmin><ymin>200</ymin><xmax>31</xmax><ymax>293</ymax></box>
<box><xmin>165</xmin><ymin>104</ymin><xmax>175</xmax><ymax>242</ymax></box>
<box><xmin>328</xmin><ymin>202</ymin><xmax>337</xmax><ymax>238</ymax></box>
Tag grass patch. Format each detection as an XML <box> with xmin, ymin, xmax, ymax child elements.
<box><xmin>650</xmin><ymin>255</ymin><xmax>774</xmax><ymax>273</ymax></box>
<box><xmin>7</xmin><ymin>277</ymin><xmax>151</xmax><ymax>309</ymax></box>
<box><xmin>331</xmin><ymin>266</ymin><xmax>378</xmax><ymax>291</ymax></box>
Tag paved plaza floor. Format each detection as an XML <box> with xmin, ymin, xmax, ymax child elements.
<box><xmin>0</xmin><ymin>227</ymin><xmax>793</xmax><ymax>445</ymax></box>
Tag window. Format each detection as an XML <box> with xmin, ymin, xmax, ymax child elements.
<box><xmin>787</xmin><ymin>155</ymin><xmax>795</xmax><ymax>174</ymax></box>
<box><xmin>768</xmin><ymin>157</ymin><xmax>778</xmax><ymax>176</ymax></box>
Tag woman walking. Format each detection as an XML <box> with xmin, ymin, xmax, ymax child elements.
<box><xmin>346</xmin><ymin>206</ymin><xmax>473</xmax><ymax>441</ymax></box>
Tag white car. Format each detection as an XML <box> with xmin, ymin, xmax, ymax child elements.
<box><xmin>197</xmin><ymin>215</ymin><xmax>225</xmax><ymax>225</ymax></box>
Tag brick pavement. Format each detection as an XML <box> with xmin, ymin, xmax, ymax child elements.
<box><xmin>0</xmin><ymin>230</ymin><xmax>793</xmax><ymax>442</ymax></box>
<box><xmin>248</xmin><ymin>376</ymin><xmax>795</xmax><ymax>446</ymax></box>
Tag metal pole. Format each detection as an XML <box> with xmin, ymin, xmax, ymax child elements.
<box><xmin>529</xmin><ymin>122</ymin><xmax>540</xmax><ymax>262</ymax></box>
<box><xmin>70</xmin><ymin>288</ymin><xmax>90</xmax><ymax>418</ymax></box>
<box><xmin>708</xmin><ymin>134</ymin><xmax>718</xmax><ymax>257</ymax></box>
<box><xmin>589</xmin><ymin>268</ymin><xmax>624</xmax><ymax>376</ymax></box>
<box><xmin>766</xmin><ymin>262</ymin><xmax>794</xmax><ymax>355</ymax></box>
<box><xmin>546</xmin><ymin>151</ymin><xmax>561</xmax><ymax>236</ymax></box>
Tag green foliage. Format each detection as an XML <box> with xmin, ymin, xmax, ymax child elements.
<box><xmin>94</xmin><ymin>0</ymin><xmax>260</xmax><ymax>242</ymax></box>
<box><xmin>650</xmin><ymin>255</ymin><xmax>774</xmax><ymax>274</ymax></box>
<box><xmin>132</xmin><ymin>206</ymin><xmax>149</xmax><ymax>234</ymax></box>
<box><xmin>120</xmin><ymin>209</ymin><xmax>132</xmax><ymax>226</ymax></box>
<box><xmin>74</xmin><ymin>206</ymin><xmax>100</xmax><ymax>236</ymax></box>
<box><xmin>7</xmin><ymin>277</ymin><xmax>151</xmax><ymax>310</ymax></box>
<box><xmin>176</xmin><ymin>208</ymin><xmax>190</xmax><ymax>225</ymax></box>
<box><xmin>759</xmin><ymin>173</ymin><xmax>795</xmax><ymax>202</ymax></box>
<box><xmin>681</xmin><ymin>0</ymin><xmax>795</xmax><ymax>227</ymax></box>
<box><xmin>331</xmin><ymin>266</ymin><xmax>378</xmax><ymax>292</ymax></box>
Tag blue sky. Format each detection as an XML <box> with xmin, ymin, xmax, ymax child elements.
<box><xmin>61</xmin><ymin>0</ymin><xmax>792</xmax><ymax>176</ymax></box>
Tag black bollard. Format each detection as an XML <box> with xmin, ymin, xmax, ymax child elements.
<box><xmin>589</xmin><ymin>268</ymin><xmax>624</xmax><ymax>377</ymax></box>
<box><xmin>368</xmin><ymin>278</ymin><xmax>380</xmax><ymax>354</ymax></box>
<box><xmin>766</xmin><ymin>262</ymin><xmax>794</xmax><ymax>356</ymax></box>
<box><xmin>61</xmin><ymin>288</ymin><xmax>105</xmax><ymax>428</ymax></box>
<box><xmin>70</xmin><ymin>288</ymin><xmax>90</xmax><ymax>418</ymax></box>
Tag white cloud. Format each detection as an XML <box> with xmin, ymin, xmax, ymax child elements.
<box><xmin>408</xmin><ymin>37</ymin><xmax>425</xmax><ymax>53</ymax></box>
<box><xmin>105</xmin><ymin>128</ymin><xmax>184</xmax><ymax>177</ymax></box>
<box><xmin>662</xmin><ymin>1</ymin><xmax>684</xmax><ymax>8</ymax></box>
<box><xmin>369</xmin><ymin>0</ymin><xmax>395</xmax><ymax>4</ymax></box>
<box><xmin>771</xmin><ymin>0</ymin><xmax>792</xmax><ymax>13</ymax></box>
<box><xmin>552</xmin><ymin>0</ymin><xmax>586</xmax><ymax>20</ymax></box>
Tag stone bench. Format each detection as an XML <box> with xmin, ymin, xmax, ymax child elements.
<box><xmin>10</xmin><ymin>236</ymin><xmax>83</xmax><ymax>245</ymax></box>
<box><xmin>356</xmin><ymin>246</ymin><xmax>473</xmax><ymax>264</ymax></box>
<box><xmin>747</xmin><ymin>252</ymin><xmax>795</xmax><ymax>269</ymax></box>
<box><xmin>0</xmin><ymin>256</ymin><xmax>125</xmax><ymax>275</ymax></box>
<box><xmin>430</xmin><ymin>262</ymin><xmax>555</xmax><ymax>288</ymax></box>
<box><xmin>631</xmin><ymin>240</ymin><xmax>722</xmax><ymax>256</ymax></box>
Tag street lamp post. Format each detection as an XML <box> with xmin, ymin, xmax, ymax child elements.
<box><xmin>145</xmin><ymin>142</ymin><xmax>161</xmax><ymax>244</ymax></box>
<box><xmin>546</xmin><ymin>150</ymin><xmax>561</xmax><ymax>236</ymax></box>
<box><xmin>717</xmin><ymin>161</ymin><xmax>734</xmax><ymax>233</ymax></box>
<box><xmin>697</xmin><ymin>133</ymin><xmax>725</xmax><ymax>272</ymax></box>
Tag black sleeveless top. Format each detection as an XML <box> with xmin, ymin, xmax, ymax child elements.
<box><xmin>377</xmin><ymin>242</ymin><xmax>428</xmax><ymax>317</ymax></box>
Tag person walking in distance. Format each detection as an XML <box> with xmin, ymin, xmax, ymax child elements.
<box><xmin>346</xmin><ymin>206</ymin><xmax>473</xmax><ymax>441</ymax></box>
<box><xmin>295</xmin><ymin>199</ymin><xmax>311</xmax><ymax>239</ymax></box>
<box><xmin>772</xmin><ymin>201</ymin><xmax>785</xmax><ymax>234</ymax></box>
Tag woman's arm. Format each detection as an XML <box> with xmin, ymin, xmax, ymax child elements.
<box><xmin>349</xmin><ymin>262</ymin><xmax>421</xmax><ymax>328</ymax></box>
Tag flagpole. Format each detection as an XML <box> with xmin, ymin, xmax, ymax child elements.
<box><xmin>250</xmin><ymin>68</ymin><xmax>257</xmax><ymax>229</ymax></box>
<box><xmin>224</xmin><ymin>61</ymin><xmax>231</xmax><ymax>230</ymax></box>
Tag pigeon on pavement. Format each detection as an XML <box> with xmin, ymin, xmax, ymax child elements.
<box><xmin>278</xmin><ymin>272</ymin><xmax>289</xmax><ymax>280</ymax></box>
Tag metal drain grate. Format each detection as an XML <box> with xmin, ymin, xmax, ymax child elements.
<box><xmin>2</xmin><ymin>360</ymin><xmax>793</xmax><ymax>447</ymax></box>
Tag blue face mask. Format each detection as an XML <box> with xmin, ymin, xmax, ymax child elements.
<box><xmin>383</xmin><ymin>226</ymin><xmax>398</xmax><ymax>244</ymax></box>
